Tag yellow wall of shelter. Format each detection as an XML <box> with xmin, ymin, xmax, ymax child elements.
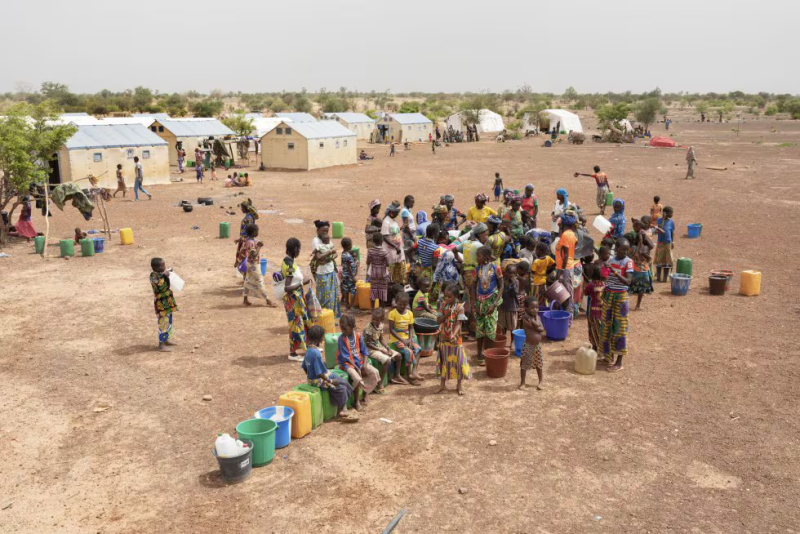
<box><xmin>57</xmin><ymin>145</ymin><xmax>170</xmax><ymax>189</ymax></box>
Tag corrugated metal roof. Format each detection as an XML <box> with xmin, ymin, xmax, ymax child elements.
<box><xmin>132</xmin><ymin>113</ymin><xmax>170</xmax><ymax>121</ymax></box>
<box><xmin>65</xmin><ymin>124</ymin><xmax>168</xmax><ymax>150</ymax></box>
<box><xmin>99</xmin><ymin>117</ymin><xmax>155</xmax><ymax>127</ymax></box>
<box><xmin>389</xmin><ymin>113</ymin><xmax>432</xmax><ymax>125</ymax></box>
<box><xmin>265</xmin><ymin>121</ymin><xmax>356</xmax><ymax>140</ymax></box>
<box><xmin>59</xmin><ymin>114</ymin><xmax>101</xmax><ymax>125</ymax></box>
<box><xmin>323</xmin><ymin>112</ymin><xmax>375</xmax><ymax>124</ymax></box>
<box><xmin>61</xmin><ymin>112</ymin><xmax>90</xmax><ymax>117</ymax></box>
<box><xmin>275</xmin><ymin>112</ymin><xmax>317</xmax><ymax>123</ymax></box>
<box><xmin>157</xmin><ymin>118</ymin><xmax>234</xmax><ymax>137</ymax></box>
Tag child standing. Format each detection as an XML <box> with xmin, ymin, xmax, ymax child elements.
<box><xmin>475</xmin><ymin>246</ymin><xmax>504</xmax><ymax>366</ymax></box>
<box><xmin>497</xmin><ymin>263</ymin><xmax>519</xmax><ymax>344</ymax></box>
<box><xmin>302</xmin><ymin>326</ymin><xmax>357</xmax><ymax>421</ymax></box>
<box><xmin>150</xmin><ymin>257</ymin><xmax>178</xmax><ymax>352</ymax></box>
<box><xmin>363</xmin><ymin>308</ymin><xmax>407</xmax><ymax>385</ymax></box>
<box><xmin>243</xmin><ymin>246</ymin><xmax>276</xmax><ymax>307</ymax></box>
<box><xmin>519</xmin><ymin>296</ymin><xmax>545</xmax><ymax>390</ymax></box>
<box><xmin>210</xmin><ymin>161</ymin><xmax>218</xmax><ymax>181</ymax></box>
<box><xmin>629</xmin><ymin>218</ymin><xmax>654</xmax><ymax>310</ymax></box>
<box><xmin>493</xmin><ymin>172</ymin><xmax>504</xmax><ymax>201</ymax></box>
<box><xmin>531</xmin><ymin>242</ymin><xmax>555</xmax><ymax>305</ymax></box>
<box><xmin>518</xmin><ymin>236</ymin><xmax>536</xmax><ymax>265</ymax></box>
<box><xmin>601</xmin><ymin>238</ymin><xmax>633</xmax><ymax>371</ymax></box>
<box><xmin>340</xmin><ymin>238</ymin><xmax>358</xmax><ymax>311</ymax></box>
<box><xmin>584</xmin><ymin>248</ymin><xmax>610</xmax><ymax>351</ymax></box>
<box><xmin>366</xmin><ymin>232</ymin><xmax>389</xmax><ymax>307</ymax></box>
<box><xmin>608</xmin><ymin>199</ymin><xmax>626</xmax><ymax>239</ymax></box>
<box><xmin>516</xmin><ymin>260</ymin><xmax>531</xmax><ymax>324</ymax></box>
<box><xmin>650</xmin><ymin>196</ymin><xmax>663</xmax><ymax>227</ymax></box>
<box><xmin>387</xmin><ymin>293</ymin><xmax>422</xmax><ymax>384</ymax></box>
<box><xmin>654</xmin><ymin>206</ymin><xmax>675</xmax><ymax>282</ymax></box>
<box><xmin>436</xmin><ymin>284</ymin><xmax>471</xmax><ymax>395</ymax></box>
<box><xmin>338</xmin><ymin>314</ymin><xmax>383</xmax><ymax>409</ymax></box>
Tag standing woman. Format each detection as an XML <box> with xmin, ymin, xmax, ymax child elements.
<box><xmin>485</xmin><ymin>216</ymin><xmax>510</xmax><ymax>265</ymax></box>
<box><xmin>601</xmin><ymin>238</ymin><xmax>633</xmax><ymax>371</ymax></box>
<box><xmin>282</xmin><ymin>238</ymin><xmax>311</xmax><ymax>362</ymax></box>
<box><xmin>311</xmin><ymin>220</ymin><xmax>341</xmax><ymax>319</ymax></box>
<box><xmin>365</xmin><ymin>199</ymin><xmax>382</xmax><ymax>249</ymax></box>
<box><xmin>13</xmin><ymin>198</ymin><xmax>37</xmax><ymax>241</ymax></box>
<box><xmin>382</xmin><ymin>201</ymin><xmax>406</xmax><ymax>286</ymax></box>
<box><xmin>235</xmin><ymin>198</ymin><xmax>259</xmax><ymax>267</ymax></box>
<box><xmin>685</xmin><ymin>146</ymin><xmax>697</xmax><ymax>180</ymax></box>
<box><xmin>551</xmin><ymin>188</ymin><xmax>570</xmax><ymax>241</ymax></box>
<box><xmin>113</xmin><ymin>164</ymin><xmax>127</xmax><ymax>198</ymax></box>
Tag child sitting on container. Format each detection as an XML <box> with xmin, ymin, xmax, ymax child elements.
<box><xmin>475</xmin><ymin>245</ymin><xmax>504</xmax><ymax>366</ymax></box>
<box><xmin>150</xmin><ymin>257</ymin><xmax>178</xmax><ymax>353</ymax></box>
<box><xmin>531</xmin><ymin>242</ymin><xmax>555</xmax><ymax>305</ymax></box>
<box><xmin>302</xmin><ymin>325</ymin><xmax>357</xmax><ymax>422</ymax></box>
<box><xmin>412</xmin><ymin>276</ymin><xmax>437</xmax><ymax>320</ymax></box>
<box><xmin>338</xmin><ymin>314</ymin><xmax>383</xmax><ymax>409</ymax></box>
<box><xmin>387</xmin><ymin>293</ymin><xmax>422</xmax><ymax>384</ymax></box>
<box><xmin>519</xmin><ymin>296</ymin><xmax>545</xmax><ymax>390</ymax></box>
<box><xmin>436</xmin><ymin>284</ymin><xmax>470</xmax><ymax>395</ymax></box>
<box><xmin>340</xmin><ymin>238</ymin><xmax>358</xmax><ymax>311</ymax></box>
<box><xmin>74</xmin><ymin>227</ymin><xmax>87</xmax><ymax>244</ymax></box>
<box><xmin>654</xmin><ymin>206</ymin><xmax>675</xmax><ymax>283</ymax></box>
<box><xmin>363</xmin><ymin>308</ymin><xmax>407</xmax><ymax>385</ymax></box>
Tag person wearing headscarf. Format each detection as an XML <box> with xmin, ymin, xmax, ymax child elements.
<box><xmin>311</xmin><ymin>220</ymin><xmax>341</xmax><ymax>319</ymax></box>
<box><xmin>608</xmin><ymin>199</ymin><xmax>626</xmax><ymax>239</ymax></box>
<box><xmin>415</xmin><ymin>210</ymin><xmax>430</xmax><ymax>238</ymax></box>
<box><xmin>456</xmin><ymin>222</ymin><xmax>489</xmax><ymax>339</ymax></box>
<box><xmin>486</xmin><ymin>215</ymin><xmax>510</xmax><ymax>265</ymax></box>
<box><xmin>686</xmin><ymin>146</ymin><xmax>697</xmax><ymax>179</ymax></box>
<box><xmin>441</xmin><ymin>194</ymin><xmax>465</xmax><ymax>231</ymax></box>
<box><xmin>551</xmin><ymin>188</ymin><xmax>570</xmax><ymax>239</ymax></box>
<box><xmin>502</xmin><ymin>194</ymin><xmax>525</xmax><ymax>242</ymax></box>
<box><xmin>555</xmin><ymin>214</ymin><xmax>580</xmax><ymax>324</ymax></box>
<box><xmin>521</xmin><ymin>184</ymin><xmax>538</xmax><ymax>228</ymax></box>
<box><xmin>430</xmin><ymin>204</ymin><xmax>449</xmax><ymax>240</ymax></box>
<box><xmin>382</xmin><ymin>201</ymin><xmax>406</xmax><ymax>285</ymax></box>
<box><xmin>235</xmin><ymin>198</ymin><xmax>259</xmax><ymax>266</ymax></box>
<box><xmin>498</xmin><ymin>189</ymin><xmax>514</xmax><ymax>220</ymax></box>
<box><xmin>12</xmin><ymin>198</ymin><xmax>37</xmax><ymax>240</ymax></box>
<box><xmin>365</xmin><ymin>199</ymin><xmax>382</xmax><ymax>249</ymax></box>
<box><xmin>466</xmin><ymin>194</ymin><xmax>497</xmax><ymax>226</ymax></box>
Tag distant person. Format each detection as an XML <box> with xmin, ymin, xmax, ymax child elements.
<box><xmin>685</xmin><ymin>146</ymin><xmax>697</xmax><ymax>179</ymax></box>
<box><xmin>431</xmin><ymin>139</ymin><xmax>436</xmax><ymax>154</ymax></box>
<box><xmin>493</xmin><ymin>172</ymin><xmax>504</xmax><ymax>201</ymax></box>
<box><xmin>177</xmin><ymin>147</ymin><xmax>185</xmax><ymax>173</ymax></box>
<box><xmin>574</xmin><ymin>166</ymin><xmax>610</xmax><ymax>215</ymax></box>
<box><xmin>389</xmin><ymin>143</ymin><xmax>395</xmax><ymax>157</ymax></box>
<box><xmin>150</xmin><ymin>257</ymin><xmax>178</xmax><ymax>352</ymax></box>
<box><xmin>114</xmin><ymin>163</ymin><xmax>127</xmax><ymax>198</ymax></box>
<box><xmin>133</xmin><ymin>157</ymin><xmax>152</xmax><ymax>201</ymax></box>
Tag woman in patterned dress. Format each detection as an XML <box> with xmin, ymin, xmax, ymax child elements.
<box><xmin>282</xmin><ymin>238</ymin><xmax>311</xmax><ymax>362</ymax></box>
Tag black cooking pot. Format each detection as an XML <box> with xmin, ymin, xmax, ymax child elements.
<box><xmin>414</xmin><ymin>318</ymin><xmax>438</xmax><ymax>334</ymax></box>
<box><xmin>183</xmin><ymin>204</ymin><xmax>194</xmax><ymax>213</ymax></box>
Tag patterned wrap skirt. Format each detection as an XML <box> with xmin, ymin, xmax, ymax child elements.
<box><xmin>475</xmin><ymin>293</ymin><xmax>502</xmax><ymax>340</ymax></box>
<box><xmin>315</xmin><ymin>271</ymin><xmax>342</xmax><ymax>319</ymax></box>
<box><xmin>520</xmin><ymin>342</ymin><xmax>543</xmax><ymax>370</ymax></box>
<box><xmin>436</xmin><ymin>342</ymin><xmax>471</xmax><ymax>380</ymax></box>
<box><xmin>600</xmin><ymin>291</ymin><xmax>629</xmax><ymax>361</ymax></box>
<box><xmin>284</xmin><ymin>290</ymin><xmax>310</xmax><ymax>353</ymax></box>
<box><xmin>629</xmin><ymin>271</ymin><xmax>653</xmax><ymax>295</ymax></box>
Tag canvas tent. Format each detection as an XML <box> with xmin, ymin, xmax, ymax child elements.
<box><xmin>323</xmin><ymin>112</ymin><xmax>376</xmax><ymax>140</ymax></box>
<box><xmin>541</xmin><ymin>109</ymin><xmax>583</xmax><ymax>133</ymax></box>
<box><xmin>150</xmin><ymin>118</ymin><xmax>235</xmax><ymax>166</ymax></box>
<box><xmin>260</xmin><ymin>121</ymin><xmax>356</xmax><ymax>171</ymax></box>
<box><xmin>445</xmin><ymin>110</ymin><xmax>504</xmax><ymax>134</ymax></box>
<box><xmin>54</xmin><ymin>124</ymin><xmax>169</xmax><ymax>188</ymax></box>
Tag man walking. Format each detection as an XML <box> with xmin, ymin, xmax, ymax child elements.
<box><xmin>133</xmin><ymin>156</ymin><xmax>152</xmax><ymax>201</ymax></box>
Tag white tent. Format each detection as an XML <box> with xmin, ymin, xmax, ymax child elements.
<box><xmin>616</xmin><ymin>119</ymin><xmax>634</xmax><ymax>132</ymax></box>
<box><xmin>445</xmin><ymin>109</ymin><xmax>505</xmax><ymax>134</ymax></box>
<box><xmin>541</xmin><ymin>109</ymin><xmax>583</xmax><ymax>133</ymax></box>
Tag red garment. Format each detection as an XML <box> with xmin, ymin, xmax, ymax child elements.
<box><xmin>14</xmin><ymin>206</ymin><xmax>37</xmax><ymax>239</ymax></box>
<box><xmin>521</xmin><ymin>194</ymin><xmax>537</xmax><ymax>218</ymax></box>
<box><xmin>591</xmin><ymin>172</ymin><xmax>608</xmax><ymax>187</ymax></box>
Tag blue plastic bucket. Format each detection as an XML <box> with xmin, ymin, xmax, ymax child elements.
<box><xmin>512</xmin><ymin>329</ymin><xmax>526</xmax><ymax>357</ymax></box>
<box><xmin>254</xmin><ymin>406</ymin><xmax>294</xmax><ymax>449</ymax></box>
<box><xmin>260</xmin><ymin>258</ymin><xmax>268</xmax><ymax>276</ymax></box>
<box><xmin>92</xmin><ymin>237</ymin><xmax>105</xmax><ymax>253</ymax></box>
<box><xmin>687</xmin><ymin>223</ymin><xmax>703</xmax><ymax>238</ymax></box>
<box><xmin>670</xmin><ymin>273</ymin><xmax>692</xmax><ymax>296</ymax></box>
<box><xmin>542</xmin><ymin>310</ymin><xmax>571</xmax><ymax>341</ymax></box>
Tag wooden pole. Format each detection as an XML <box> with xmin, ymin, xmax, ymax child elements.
<box><xmin>42</xmin><ymin>185</ymin><xmax>50</xmax><ymax>258</ymax></box>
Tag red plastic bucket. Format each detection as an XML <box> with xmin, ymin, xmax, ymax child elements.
<box><xmin>710</xmin><ymin>269</ymin><xmax>734</xmax><ymax>291</ymax></box>
<box><xmin>483</xmin><ymin>348</ymin><xmax>509</xmax><ymax>378</ymax></box>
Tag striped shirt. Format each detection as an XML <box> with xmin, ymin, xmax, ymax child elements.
<box><xmin>417</xmin><ymin>237</ymin><xmax>438</xmax><ymax>268</ymax></box>
<box><xmin>605</xmin><ymin>257</ymin><xmax>633</xmax><ymax>293</ymax></box>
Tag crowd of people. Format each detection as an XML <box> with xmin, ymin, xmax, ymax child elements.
<box><xmin>149</xmin><ymin>166</ymin><xmax>679</xmax><ymax>421</ymax></box>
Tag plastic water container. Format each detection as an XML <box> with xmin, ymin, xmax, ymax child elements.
<box><xmin>677</xmin><ymin>257</ymin><xmax>693</xmax><ymax>276</ymax></box>
<box><xmin>292</xmin><ymin>386</ymin><xmax>323</xmax><ymax>429</ymax></box>
<box><xmin>575</xmin><ymin>345</ymin><xmax>597</xmax><ymax>375</ymax></box>
<box><xmin>351</xmin><ymin>245</ymin><xmax>360</xmax><ymax>263</ymax></box>
<box><xmin>235</xmin><ymin>419</ymin><xmax>277</xmax><ymax>467</ymax></box>
<box><xmin>687</xmin><ymin>223</ymin><xmax>703</xmax><ymax>238</ymax></box>
<box><xmin>605</xmin><ymin>191</ymin><xmax>615</xmax><ymax>206</ymax></box>
<box><xmin>448</xmin><ymin>230</ymin><xmax>460</xmax><ymax>241</ymax></box>
<box><xmin>215</xmin><ymin>433</ymin><xmax>244</xmax><ymax>458</ymax></box>
<box><xmin>739</xmin><ymin>270</ymin><xmax>761</xmax><ymax>296</ymax></box>
<box><xmin>169</xmin><ymin>272</ymin><xmax>185</xmax><ymax>292</ymax></box>
<box><xmin>34</xmin><ymin>236</ymin><xmax>46</xmax><ymax>254</ymax></box>
<box><xmin>710</xmin><ymin>269</ymin><xmax>734</xmax><ymax>291</ymax></box>
<box><xmin>324</xmin><ymin>333</ymin><xmax>341</xmax><ymax>369</ymax></box>
<box><xmin>315</xmin><ymin>308</ymin><xmax>337</xmax><ymax>334</ymax></box>
<box><xmin>60</xmin><ymin>239</ymin><xmax>74</xmax><ymax>257</ymax></box>
<box><xmin>213</xmin><ymin>438</ymin><xmax>252</xmax><ymax>484</ymax></box>
<box><xmin>260</xmin><ymin>258</ymin><xmax>268</xmax><ymax>276</ymax></box>
<box><xmin>512</xmin><ymin>329</ymin><xmax>526</xmax><ymax>357</ymax></box>
<box><xmin>592</xmin><ymin>215</ymin><xmax>612</xmax><ymax>235</ymax></box>
<box><xmin>356</xmin><ymin>282</ymin><xmax>372</xmax><ymax>310</ymax></box>
<box><xmin>542</xmin><ymin>308</ymin><xmax>571</xmax><ymax>341</ymax></box>
<box><xmin>332</xmin><ymin>222</ymin><xmax>344</xmax><ymax>239</ymax></box>
<box><xmin>709</xmin><ymin>275</ymin><xmax>727</xmax><ymax>295</ymax></box>
<box><xmin>92</xmin><ymin>237</ymin><xmax>105</xmax><ymax>253</ymax></box>
<box><xmin>278</xmin><ymin>392</ymin><xmax>312</xmax><ymax>439</ymax></box>
<box><xmin>545</xmin><ymin>281</ymin><xmax>570</xmax><ymax>304</ymax></box>
<box><xmin>80</xmin><ymin>238</ymin><xmax>95</xmax><ymax>257</ymax></box>
<box><xmin>254</xmin><ymin>406</ymin><xmax>294</xmax><ymax>449</ymax></box>
<box><xmin>119</xmin><ymin>228</ymin><xmax>134</xmax><ymax>245</ymax></box>
<box><xmin>219</xmin><ymin>221</ymin><xmax>231</xmax><ymax>239</ymax></box>
<box><xmin>670</xmin><ymin>273</ymin><xmax>692</xmax><ymax>295</ymax></box>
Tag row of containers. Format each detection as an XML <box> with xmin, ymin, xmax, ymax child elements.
<box><xmin>37</xmin><ymin>228</ymin><xmax>136</xmax><ymax>257</ymax></box>
<box><xmin>667</xmin><ymin>257</ymin><xmax>762</xmax><ymax>297</ymax></box>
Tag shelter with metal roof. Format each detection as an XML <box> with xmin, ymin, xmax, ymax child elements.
<box><xmin>150</xmin><ymin>118</ymin><xmax>235</xmax><ymax>166</ymax></box>
<box><xmin>375</xmin><ymin>113</ymin><xmax>433</xmax><ymax>143</ymax></box>
<box><xmin>55</xmin><ymin>124</ymin><xmax>170</xmax><ymax>188</ymax></box>
<box><xmin>132</xmin><ymin>113</ymin><xmax>171</xmax><ymax>122</ymax></box>
<box><xmin>323</xmin><ymin>112</ymin><xmax>376</xmax><ymax>140</ymax></box>
<box><xmin>259</xmin><ymin>121</ymin><xmax>356</xmax><ymax>171</ymax></box>
<box><xmin>57</xmin><ymin>113</ymin><xmax>101</xmax><ymax>126</ymax></box>
<box><xmin>275</xmin><ymin>112</ymin><xmax>317</xmax><ymax>123</ymax></box>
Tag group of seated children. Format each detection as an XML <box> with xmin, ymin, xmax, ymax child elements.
<box><xmin>225</xmin><ymin>172</ymin><xmax>251</xmax><ymax>188</ymax></box>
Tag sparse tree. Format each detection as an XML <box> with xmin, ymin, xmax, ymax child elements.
<box><xmin>221</xmin><ymin>115</ymin><xmax>255</xmax><ymax>136</ymax></box>
<box><xmin>634</xmin><ymin>98</ymin><xmax>661</xmax><ymax>131</ymax></box>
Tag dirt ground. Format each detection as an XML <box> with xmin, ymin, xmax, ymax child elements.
<box><xmin>2</xmin><ymin>120</ymin><xmax>800</xmax><ymax>533</ymax></box>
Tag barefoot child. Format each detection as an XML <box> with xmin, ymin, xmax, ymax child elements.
<box><xmin>650</xmin><ymin>196</ymin><xmax>663</xmax><ymax>227</ymax></box>
<box><xmin>302</xmin><ymin>326</ymin><xmax>357</xmax><ymax>421</ymax></box>
<box><xmin>602</xmin><ymin>238</ymin><xmax>633</xmax><ymax>371</ymax></box>
<box><xmin>436</xmin><ymin>284</ymin><xmax>471</xmax><ymax>395</ymax></box>
<box><xmin>366</xmin><ymin>232</ymin><xmax>389</xmax><ymax>307</ymax></box>
<box><xmin>150</xmin><ymin>257</ymin><xmax>178</xmax><ymax>352</ymax></box>
<box><xmin>493</xmin><ymin>172</ymin><xmax>504</xmax><ymax>202</ymax></box>
<box><xmin>74</xmin><ymin>227</ymin><xmax>87</xmax><ymax>244</ymax></box>
<box><xmin>630</xmin><ymin>218</ymin><xmax>654</xmax><ymax>310</ymax></box>
<box><xmin>412</xmin><ymin>276</ymin><xmax>437</xmax><ymax>320</ymax></box>
<box><xmin>243</xmin><ymin>246</ymin><xmax>276</xmax><ymax>307</ymax></box>
<box><xmin>531</xmin><ymin>242</ymin><xmax>555</xmax><ymax>305</ymax></box>
<box><xmin>654</xmin><ymin>206</ymin><xmax>675</xmax><ymax>282</ymax></box>
<box><xmin>340</xmin><ymin>238</ymin><xmax>358</xmax><ymax>311</ymax></box>
<box><xmin>584</xmin><ymin>248</ymin><xmax>610</xmax><ymax>352</ymax></box>
<box><xmin>363</xmin><ymin>308</ymin><xmax>408</xmax><ymax>386</ymax></box>
<box><xmin>388</xmin><ymin>293</ymin><xmax>423</xmax><ymax>384</ymax></box>
<box><xmin>516</xmin><ymin>260</ymin><xmax>531</xmax><ymax>324</ymax></box>
<box><xmin>497</xmin><ymin>263</ymin><xmax>519</xmax><ymax>346</ymax></box>
<box><xmin>475</xmin><ymin>246</ymin><xmax>503</xmax><ymax>366</ymax></box>
<box><xmin>519</xmin><ymin>296</ymin><xmax>545</xmax><ymax>390</ymax></box>
<box><xmin>338</xmin><ymin>314</ymin><xmax>382</xmax><ymax>409</ymax></box>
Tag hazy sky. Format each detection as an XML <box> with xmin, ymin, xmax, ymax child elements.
<box><xmin>1</xmin><ymin>0</ymin><xmax>797</xmax><ymax>95</ymax></box>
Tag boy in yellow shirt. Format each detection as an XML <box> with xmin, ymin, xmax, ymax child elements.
<box><xmin>531</xmin><ymin>242</ymin><xmax>555</xmax><ymax>305</ymax></box>
<box><xmin>466</xmin><ymin>194</ymin><xmax>497</xmax><ymax>225</ymax></box>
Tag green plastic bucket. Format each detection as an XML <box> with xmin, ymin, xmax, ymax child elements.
<box><xmin>219</xmin><ymin>222</ymin><xmax>231</xmax><ymax>239</ymax></box>
<box><xmin>235</xmin><ymin>418</ymin><xmax>277</xmax><ymax>467</ymax></box>
<box><xmin>369</xmin><ymin>357</ymin><xmax>390</xmax><ymax>388</ymax></box>
<box><xmin>324</xmin><ymin>333</ymin><xmax>340</xmax><ymax>369</ymax></box>
<box><xmin>34</xmin><ymin>236</ymin><xmax>45</xmax><ymax>254</ymax></box>
<box><xmin>605</xmin><ymin>192</ymin><xmax>615</xmax><ymax>206</ymax></box>
<box><xmin>318</xmin><ymin>387</ymin><xmax>338</xmax><ymax>421</ymax></box>
<box><xmin>351</xmin><ymin>245</ymin><xmax>360</xmax><ymax>263</ymax></box>
<box><xmin>80</xmin><ymin>238</ymin><xmax>95</xmax><ymax>257</ymax></box>
<box><xmin>60</xmin><ymin>239</ymin><xmax>74</xmax><ymax>257</ymax></box>
<box><xmin>332</xmin><ymin>222</ymin><xmax>344</xmax><ymax>239</ymax></box>
<box><xmin>331</xmin><ymin>368</ymin><xmax>365</xmax><ymax>406</ymax></box>
<box><xmin>677</xmin><ymin>257</ymin><xmax>692</xmax><ymax>276</ymax></box>
<box><xmin>293</xmin><ymin>385</ymin><xmax>323</xmax><ymax>429</ymax></box>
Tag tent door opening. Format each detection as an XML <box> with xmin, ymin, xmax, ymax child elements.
<box><xmin>48</xmin><ymin>156</ymin><xmax>61</xmax><ymax>186</ymax></box>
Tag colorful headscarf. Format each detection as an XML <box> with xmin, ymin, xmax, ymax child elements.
<box><xmin>472</xmin><ymin>222</ymin><xmax>488</xmax><ymax>236</ymax></box>
<box><xmin>555</xmin><ymin>188</ymin><xmax>569</xmax><ymax>208</ymax></box>
<box><xmin>442</xmin><ymin>194</ymin><xmax>455</xmax><ymax>203</ymax></box>
<box><xmin>385</xmin><ymin>200</ymin><xmax>401</xmax><ymax>215</ymax></box>
<box><xmin>609</xmin><ymin>199</ymin><xmax>626</xmax><ymax>238</ymax></box>
<box><xmin>509</xmin><ymin>193</ymin><xmax>522</xmax><ymax>203</ymax></box>
<box><xmin>416</xmin><ymin>211</ymin><xmax>429</xmax><ymax>225</ymax></box>
<box><xmin>432</xmin><ymin>204</ymin><xmax>448</xmax><ymax>215</ymax></box>
<box><xmin>241</xmin><ymin>198</ymin><xmax>259</xmax><ymax>219</ymax></box>
<box><xmin>369</xmin><ymin>198</ymin><xmax>381</xmax><ymax>210</ymax></box>
<box><xmin>487</xmin><ymin>215</ymin><xmax>501</xmax><ymax>226</ymax></box>
<box><xmin>560</xmin><ymin>214</ymin><xmax>577</xmax><ymax>227</ymax></box>
<box><xmin>475</xmin><ymin>193</ymin><xmax>488</xmax><ymax>202</ymax></box>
